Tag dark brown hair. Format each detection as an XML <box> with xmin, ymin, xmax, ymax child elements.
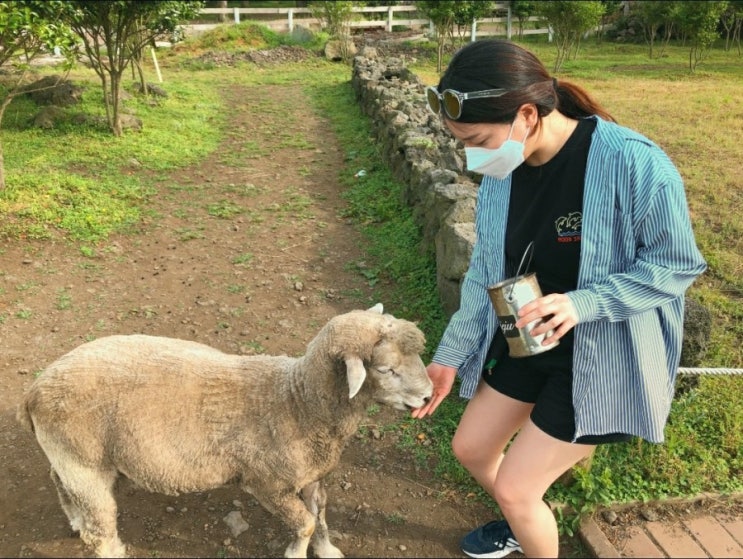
<box><xmin>438</xmin><ymin>40</ymin><xmax>616</xmax><ymax>124</ymax></box>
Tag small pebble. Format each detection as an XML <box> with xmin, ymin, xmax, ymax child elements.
<box><xmin>602</xmin><ymin>510</ymin><xmax>618</xmax><ymax>525</ymax></box>
<box><xmin>640</xmin><ymin>507</ymin><xmax>659</xmax><ymax>521</ymax></box>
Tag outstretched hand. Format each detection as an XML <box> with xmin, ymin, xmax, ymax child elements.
<box><xmin>410</xmin><ymin>363</ymin><xmax>457</xmax><ymax>419</ymax></box>
<box><xmin>515</xmin><ymin>292</ymin><xmax>578</xmax><ymax>347</ymax></box>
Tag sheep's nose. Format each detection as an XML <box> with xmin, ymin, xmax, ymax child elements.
<box><xmin>422</xmin><ymin>396</ymin><xmax>431</xmax><ymax>404</ymax></box>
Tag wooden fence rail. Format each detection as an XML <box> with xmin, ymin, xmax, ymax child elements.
<box><xmin>188</xmin><ymin>4</ymin><xmax>552</xmax><ymax>41</ymax></box>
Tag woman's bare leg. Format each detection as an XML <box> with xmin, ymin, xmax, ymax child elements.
<box><xmin>452</xmin><ymin>380</ymin><xmax>533</xmax><ymax>497</ymax></box>
<box><xmin>493</xmin><ymin>419</ymin><xmax>595</xmax><ymax>557</ymax></box>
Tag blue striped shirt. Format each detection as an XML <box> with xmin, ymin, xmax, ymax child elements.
<box><xmin>432</xmin><ymin>116</ymin><xmax>707</xmax><ymax>443</ymax></box>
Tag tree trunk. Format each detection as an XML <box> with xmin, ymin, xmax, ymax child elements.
<box><xmin>0</xmin><ymin>139</ymin><xmax>5</xmax><ymax>191</ymax></box>
<box><xmin>217</xmin><ymin>0</ymin><xmax>229</xmax><ymax>23</ymax></box>
<box><xmin>111</xmin><ymin>72</ymin><xmax>123</xmax><ymax>137</ymax></box>
<box><xmin>0</xmin><ymin>89</ymin><xmax>20</xmax><ymax>190</ymax></box>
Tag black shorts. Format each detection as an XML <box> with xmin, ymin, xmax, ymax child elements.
<box><xmin>482</xmin><ymin>336</ymin><xmax>632</xmax><ymax>445</ymax></box>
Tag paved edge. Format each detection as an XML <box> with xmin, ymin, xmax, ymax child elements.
<box><xmin>579</xmin><ymin>516</ymin><xmax>621</xmax><ymax>558</ymax></box>
<box><xmin>575</xmin><ymin>492</ymin><xmax>743</xmax><ymax>558</ymax></box>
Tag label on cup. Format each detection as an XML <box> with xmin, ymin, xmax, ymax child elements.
<box><xmin>497</xmin><ymin>315</ymin><xmax>520</xmax><ymax>338</ymax></box>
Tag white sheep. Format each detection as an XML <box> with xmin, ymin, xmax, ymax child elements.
<box><xmin>17</xmin><ymin>304</ymin><xmax>433</xmax><ymax>558</ymax></box>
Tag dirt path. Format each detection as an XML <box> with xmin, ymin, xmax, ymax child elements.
<box><xmin>0</xmin><ymin>82</ymin><xmax>507</xmax><ymax>558</ymax></box>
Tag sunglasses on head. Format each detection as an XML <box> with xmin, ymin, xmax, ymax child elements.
<box><xmin>426</xmin><ymin>86</ymin><xmax>508</xmax><ymax>120</ymax></box>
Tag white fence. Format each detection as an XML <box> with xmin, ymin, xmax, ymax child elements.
<box><xmin>190</xmin><ymin>3</ymin><xmax>551</xmax><ymax>41</ymax></box>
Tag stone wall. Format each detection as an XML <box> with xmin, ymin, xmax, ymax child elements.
<box><xmin>351</xmin><ymin>48</ymin><xmax>476</xmax><ymax>316</ymax></box>
<box><xmin>350</xmin><ymin>50</ymin><xmax>710</xmax><ymax>365</ymax></box>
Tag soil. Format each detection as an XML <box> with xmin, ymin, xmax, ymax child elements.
<box><xmin>0</xmin><ymin>66</ymin><xmax>520</xmax><ymax>558</ymax></box>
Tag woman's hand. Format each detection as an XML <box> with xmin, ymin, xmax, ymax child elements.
<box><xmin>410</xmin><ymin>363</ymin><xmax>457</xmax><ymax>419</ymax></box>
<box><xmin>515</xmin><ymin>293</ymin><xmax>578</xmax><ymax>347</ymax></box>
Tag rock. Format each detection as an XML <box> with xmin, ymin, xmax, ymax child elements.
<box><xmin>120</xmin><ymin>114</ymin><xmax>143</xmax><ymax>132</ymax></box>
<box><xmin>290</xmin><ymin>25</ymin><xmax>314</xmax><ymax>44</ymax></box>
<box><xmin>640</xmin><ymin>507</ymin><xmax>659</xmax><ymax>522</ymax></box>
<box><xmin>325</xmin><ymin>38</ymin><xmax>358</xmax><ymax>62</ymax></box>
<box><xmin>22</xmin><ymin>76</ymin><xmax>83</xmax><ymax>106</ymax></box>
<box><xmin>139</xmin><ymin>83</ymin><xmax>168</xmax><ymax>98</ymax></box>
<box><xmin>223</xmin><ymin>510</ymin><xmax>250</xmax><ymax>538</ymax></box>
<box><xmin>33</xmin><ymin>106</ymin><xmax>65</xmax><ymax>129</ymax></box>
<box><xmin>675</xmin><ymin>297</ymin><xmax>712</xmax><ymax>394</ymax></box>
<box><xmin>602</xmin><ymin>510</ymin><xmax>618</xmax><ymax>525</ymax></box>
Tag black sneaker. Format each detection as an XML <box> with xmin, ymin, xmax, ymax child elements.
<box><xmin>460</xmin><ymin>519</ymin><xmax>523</xmax><ymax>558</ymax></box>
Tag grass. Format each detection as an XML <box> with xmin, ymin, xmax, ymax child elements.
<box><xmin>1</xmin><ymin>22</ymin><xmax>740</xmax><ymax>534</ymax></box>
<box><xmin>0</xmin><ymin>66</ymin><xmax>223</xmax><ymax>241</ymax></box>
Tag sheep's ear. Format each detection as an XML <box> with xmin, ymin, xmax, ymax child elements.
<box><xmin>367</xmin><ymin>303</ymin><xmax>383</xmax><ymax>314</ymax></box>
<box><xmin>345</xmin><ymin>356</ymin><xmax>367</xmax><ymax>399</ymax></box>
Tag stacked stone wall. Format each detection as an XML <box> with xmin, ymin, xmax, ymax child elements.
<box><xmin>351</xmin><ymin>49</ymin><xmax>476</xmax><ymax>316</ymax></box>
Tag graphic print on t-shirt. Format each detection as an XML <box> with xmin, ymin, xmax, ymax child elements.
<box><xmin>555</xmin><ymin>211</ymin><xmax>582</xmax><ymax>243</ymax></box>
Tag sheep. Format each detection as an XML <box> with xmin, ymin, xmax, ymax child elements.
<box><xmin>17</xmin><ymin>304</ymin><xmax>433</xmax><ymax>558</ymax></box>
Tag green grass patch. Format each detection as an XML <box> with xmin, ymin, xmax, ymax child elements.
<box><xmin>0</xmin><ymin>171</ymin><xmax>143</xmax><ymax>241</ymax></box>
<box><xmin>0</xmin><ymin>66</ymin><xmax>224</xmax><ymax>242</ymax></box>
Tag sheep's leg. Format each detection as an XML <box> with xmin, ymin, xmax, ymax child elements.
<box><xmin>41</xmin><ymin>444</ymin><xmax>125</xmax><ymax>558</ymax></box>
<box><xmin>50</xmin><ymin>467</ymin><xmax>84</xmax><ymax>534</ymax></box>
<box><xmin>250</xmin><ymin>488</ymin><xmax>316</xmax><ymax>558</ymax></box>
<box><xmin>301</xmin><ymin>481</ymin><xmax>343</xmax><ymax>558</ymax></box>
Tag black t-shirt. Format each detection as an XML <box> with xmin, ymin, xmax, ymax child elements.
<box><xmin>489</xmin><ymin>118</ymin><xmax>596</xmax><ymax>359</ymax></box>
<box><xmin>506</xmin><ymin>118</ymin><xmax>595</xmax><ymax>292</ymax></box>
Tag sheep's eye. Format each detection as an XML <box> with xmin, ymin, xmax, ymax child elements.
<box><xmin>376</xmin><ymin>366</ymin><xmax>398</xmax><ymax>376</ymax></box>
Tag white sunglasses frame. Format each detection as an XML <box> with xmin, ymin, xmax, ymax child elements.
<box><xmin>426</xmin><ymin>86</ymin><xmax>509</xmax><ymax>119</ymax></box>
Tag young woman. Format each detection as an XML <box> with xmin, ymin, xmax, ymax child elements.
<box><xmin>411</xmin><ymin>40</ymin><xmax>706</xmax><ymax>558</ymax></box>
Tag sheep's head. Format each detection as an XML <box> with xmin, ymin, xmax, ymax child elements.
<box><xmin>330</xmin><ymin>305</ymin><xmax>433</xmax><ymax>411</ymax></box>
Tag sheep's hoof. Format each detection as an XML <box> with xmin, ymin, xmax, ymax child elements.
<box><xmin>96</xmin><ymin>538</ymin><xmax>127</xmax><ymax>558</ymax></box>
<box><xmin>313</xmin><ymin>542</ymin><xmax>344</xmax><ymax>558</ymax></box>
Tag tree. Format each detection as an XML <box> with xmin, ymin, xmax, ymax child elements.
<box><xmin>595</xmin><ymin>0</ymin><xmax>622</xmax><ymax>43</ymax></box>
<box><xmin>510</xmin><ymin>0</ymin><xmax>536</xmax><ymax>39</ymax></box>
<box><xmin>308</xmin><ymin>0</ymin><xmax>356</xmax><ymax>61</ymax></box>
<box><xmin>0</xmin><ymin>0</ymin><xmax>76</xmax><ymax>190</ymax></box>
<box><xmin>58</xmin><ymin>1</ymin><xmax>202</xmax><ymax>137</ymax></box>
<box><xmin>534</xmin><ymin>1</ymin><xmax>605</xmax><ymax>72</ymax></box>
<box><xmin>720</xmin><ymin>0</ymin><xmax>743</xmax><ymax>53</ymax></box>
<box><xmin>634</xmin><ymin>0</ymin><xmax>680</xmax><ymax>59</ymax></box>
<box><xmin>417</xmin><ymin>1</ymin><xmax>493</xmax><ymax>73</ymax></box>
<box><xmin>452</xmin><ymin>1</ymin><xmax>493</xmax><ymax>43</ymax></box>
<box><xmin>673</xmin><ymin>0</ymin><xmax>728</xmax><ymax>71</ymax></box>
<box><xmin>417</xmin><ymin>0</ymin><xmax>456</xmax><ymax>73</ymax></box>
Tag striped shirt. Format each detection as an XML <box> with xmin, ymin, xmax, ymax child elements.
<box><xmin>432</xmin><ymin>116</ymin><xmax>707</xmax><ymax>443</ymax></box>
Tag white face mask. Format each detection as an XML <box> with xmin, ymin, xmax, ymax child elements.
<box><xmin>464</xmin><ymin>121</ymin><xmax>530</xmax><ymax>179</ymax></box>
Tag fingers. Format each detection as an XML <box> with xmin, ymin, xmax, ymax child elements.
<box><xmin>411</xmin><ymin>364</ymin><xmax>457</xmax><ymax>419</ymax></box>
<box><xmin>412</xmin><ymin>383</ymin><xmax>450</xmax><ymax>418</ymax></box>
<box><xmin>411</xmin><ymin>392</ymin><xmax>444</xmax><ymax>418</ymax></box>
<box><xmin>515</xmin><ymin>293</ymin><xmax>578</xmax><ymax>345</ymax></box>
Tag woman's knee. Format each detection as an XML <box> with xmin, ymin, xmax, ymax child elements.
<box><xmin>492</xmin><ymin>472</ymin><xmax>527</xmax><ymax>511</ymax></box>
<box><xmin>451</xmin><ymin>426</ymin><xmax>493</xmax><ymax>469</ymax></box>
<box><xmin>451</xmin><ymin>429</ymin><xmax>474</xmax><ymax>465</ymax></box>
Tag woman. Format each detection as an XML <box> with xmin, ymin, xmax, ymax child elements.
<box><xmin>411</xmin><ymin>40</ymin><xmax>706</xmax><ymax>558</ymax></box>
